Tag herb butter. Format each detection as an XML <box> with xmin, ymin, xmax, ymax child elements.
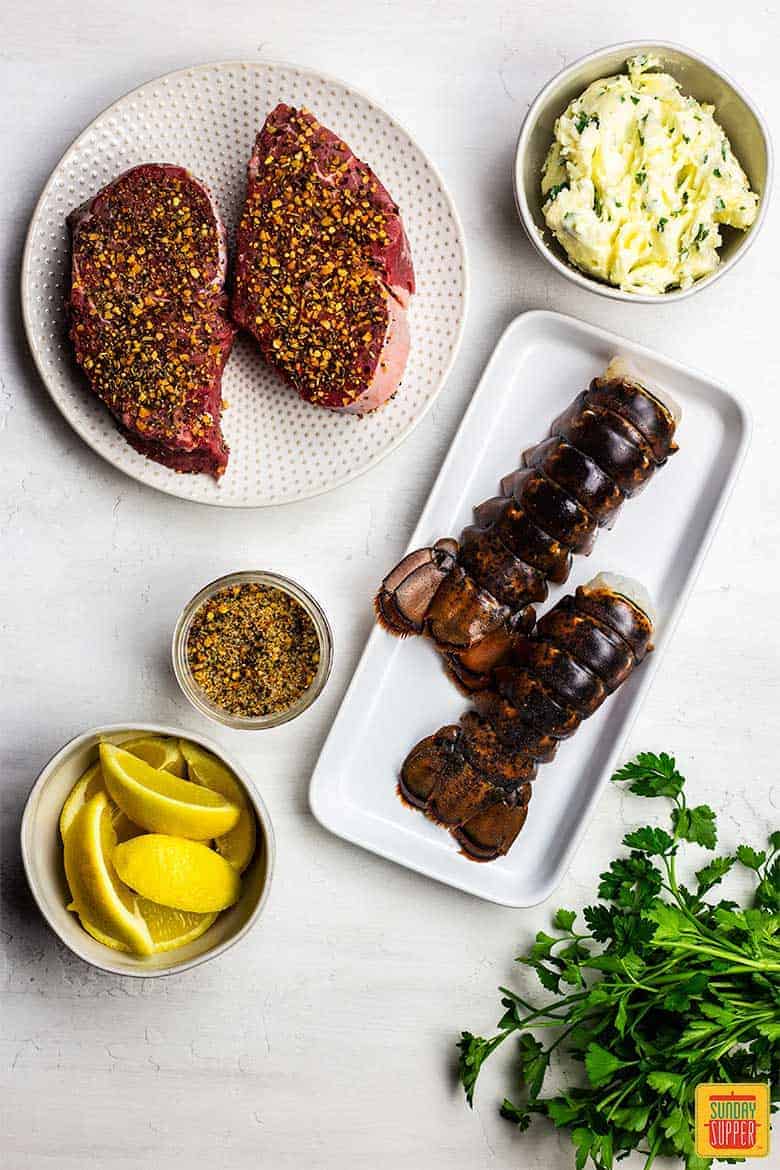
<box><xmin>541</xmin><ymin>55</ymin><xmax>759</xmax><ymax>294</ymax></box>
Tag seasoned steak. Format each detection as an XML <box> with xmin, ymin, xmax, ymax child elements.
<box><xmin>68</xmin><ymin>164</ymin><xmax>235</xmax><ymax>478</ymax></box>
<box><xmin>232</xmin><ymin>105</ymin><xmax>415</xmax><ymax>414</ymax></box>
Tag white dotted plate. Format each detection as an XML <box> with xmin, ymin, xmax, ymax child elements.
<box><xmin>22</xmin><ymin>60</ymin><xmax>468</xmax><ymax>507</ymax></box>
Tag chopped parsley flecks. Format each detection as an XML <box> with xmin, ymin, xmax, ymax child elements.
<box><xmin>693</xmin><ymin>223</ymin><xmax>709</xmax><ymax>247</ymax></box>
<box><xmin>545</xmin><ymin>182</ymin><xmax>570</xmax><ymax>203</ymax></box>
<box><xmin>574</xmin><ymin>111</ymin><xmax>600</xmax><ymax>134</ymax></box>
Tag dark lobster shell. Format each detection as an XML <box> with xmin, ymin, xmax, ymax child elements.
<box><xmin>375</xmin><ymin>361</ymin><xmax>677</xmax><ymax>692</ymax></box>
<box><xmin>400</xmin><ymin>578</ymin><xmax>655</xmax><ymax>861</ymax></box>
<box><xmin>520</xmin><ymin>437</ymin><xmax>624</xmax><ymax>527</ymax></box>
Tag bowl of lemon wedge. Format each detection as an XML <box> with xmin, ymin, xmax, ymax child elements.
<box><xmin>21</xmin><ymin>724</ymin><xmax>275</xmax><ymax>976</ymax></box>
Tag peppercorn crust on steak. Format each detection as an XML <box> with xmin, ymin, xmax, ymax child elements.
<box><xmin>68</xmin><ymin>164</ymin><xmax>235</xmax><ymax>478</ymax></box>
<box><xmin>232</xmin><ymin>105</ymin><xmax>415</xmax><ymax>414</ymax></box>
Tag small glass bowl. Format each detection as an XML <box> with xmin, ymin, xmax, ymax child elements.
<box><xmin>172</xmin><ymin>570</ymin><xmax>333</xmax><ymax>730</ymax></box>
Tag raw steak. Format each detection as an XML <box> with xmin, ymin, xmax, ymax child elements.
<box><xmin>232</xmin><ymin>105</ymin><xmax>415</xmax><ymax>414</ymax></box>
<box><xmin>68</xmin><ymin>164</ymin><xmax>235</xmax><ymax>478</ymax></box>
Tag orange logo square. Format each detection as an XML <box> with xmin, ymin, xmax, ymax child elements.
<box><xmin>695</xmin><ymin>1083</ymin><xmax>770</xmax><ymax>1158</ymax></box>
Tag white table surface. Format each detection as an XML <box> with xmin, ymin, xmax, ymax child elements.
<box><xmin>1</xmin><ymin>4</ymin><xmax>778</xmax><ymax>1168</ymax></box>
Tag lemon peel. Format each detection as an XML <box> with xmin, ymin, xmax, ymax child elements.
<box><xmin>114</xmin><ymin>834</ymin><xmax>241</xmax><ymax>913</ymax></box>
<box><xmin>63</xmin><ymin>793</ymin><xmax>153</xmax><ymax>956</ymax></box>
<box><xmin>180</xmin><ymin>741</ymin><xmax>257</xmax><ymax>873</ymax></box>
<box><xmin>100</xmin><ymin>743</ymin><xmax>240</xmax><ymax>839</ymax></box>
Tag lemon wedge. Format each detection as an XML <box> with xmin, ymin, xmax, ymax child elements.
<box><xmin>180</xmin><ymin>741</ymin><xmax>257</xmax><ymax>873</ymax></box>
<box><xmin>114</xmin><ymin>834</ymin><xmax>241</xmax><ymax>913</ymax></box>
<box><xmin>77</xmin><ymin>916</ymin><xmax>132</xmax><ymax>952</ymax></box>
<box><xmin>77</xmin><ymin>900</ymin><xmax>216</xmax><ymax>954</ymax></box>
<box><xmin>59</xmin><ymin>761</ymin><xmax>140</xmax><ymax>843</ymax></box>
<box><xmin>138</xmin><ymin>900</ymin><xmax>218</xmax><ymax>952</ymax></box>
<box><xmin>63</xmin><ymin>793</ymin><xmax>153</xmax><ymax>956</ymax></box>
<box><xmin>100</xmin><ymin>744</ymin><xmax>240</xmax><ymax>839</ymax></box>
<box><xmin>121</xmin><ymin>735</ymin><xmax>186</xmax><ymax>777</ymax></box>
<box><xmin>77</xmin><ymin>900</ymin><xmax>217</xmax><ymax>954</ymax></box>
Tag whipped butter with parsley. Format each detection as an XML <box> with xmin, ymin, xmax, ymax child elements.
<box><xmin>541</xmin><ymin>55</ymin><xmax>760</xmax><ymax>294</ymax></box>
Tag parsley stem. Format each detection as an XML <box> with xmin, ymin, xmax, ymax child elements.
<box><xmin>544</xmin><ymin>1015</ymin><xmax>600</xmax><ymax>1055</ymax></box>
<box><xmin>459</xmin><ymin>752</ymin><xmax>780</xmax><ymax>1168</ymax></box>
<box><xmin>499</xmin><ymin>990</ymin><xmax>589</xmax><ymax>1032</ymax></box>
<box><xmin>652</xmin><ymin>941</ymin><xmax>780</xmax><ymax>971</ymax></box>
<box><xmin>602</xmin><ymin>1073</ymin><xmax>642</xmax><ymax>1117</ymax></box>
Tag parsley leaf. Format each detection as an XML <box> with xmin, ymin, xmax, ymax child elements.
<box><xmin>673</xmin><ymin>804</ymin><xmax>717</xmax><ymax>849</ymax></box>
<box><xmin>585</xmin><ymin>1042</ymin><xmax>633</xmax><ymax>1087</ymax></box>
<box><xmin>458</xmin><ymin>752</ymin><xmax>780</xmax><ymax>1168</ymax></box>
<box><xmin>647</xmin><ymin>1070</ymin><xmax>685</xmax><ymax>1096</ymax></box>
<box><xmin>518</xmin><ymin>1032</ymin><xmax>549</xmax><ymax>1098</ymax></box>
<box><xmin>737</xmin><ymin>844</ymin><xmax>766</xmax><ymax>871</ymax></box>
<box><xmin>500</xmin><ymin>1098</ymin><xmax>531</xmax><ymax>1128</ymax></box>
<box><xmin>553</xmin><ymin>908</ymin><xmax>577</xmax><ymax>931</ymax></box>
<box><xmin>598</xmin><ymin>852</ymin><xmax>662</xmax><ymax>907</ymax></box>
<box><xmin>695</xmin><ymin>854</ymin><xmax>735</xmax><ymax>893</ymax></box>
<box><xmin>612</xmin><ymin>751</ymin><xmax>684</xmax><ymax>798</ymax></box>
<box><xmin>623</xmin><ymin>826</ymin><xmax>675</xmax><ymax>855</ymax></box>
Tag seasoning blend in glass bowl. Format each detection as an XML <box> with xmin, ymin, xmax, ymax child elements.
<box><xmin>172</xmin><ymin>572</ymin><xmax>333</xmax><ymax>729</ymax></box>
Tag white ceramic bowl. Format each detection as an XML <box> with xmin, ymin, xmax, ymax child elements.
<box><xmin>514</xmin><ymin>41</ymin><xmax>773</xmax><ymax>302</ymax></box>
<box><xmin>21</xmin><ymin>723</ymin><xmax>275</xmax><ymax>977</ymax></box>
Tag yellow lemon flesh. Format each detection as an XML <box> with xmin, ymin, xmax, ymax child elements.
<box><xmin>121</xmin><ymin>735</ymin><xmax>186</xmax><ymax>777</ymax></box>
<box><xmin>114</xmin><ymin>834</ymin><xmax>241</xmax><ymax>913</ymax></box>
<box><xmin>180</xmin><ymin>741</ymin><xmax>257</xmax><ymax>873</ymax></box>
<box><xmin>137</xmin><ymin>899</ymin><xmax>217</xmax><ymax>952</ymax></box>
<box><xmin>78</xmin><ymin>900</ymin><xmax>217</xmax><ymax>954</ymax></box>
<box><xmin>60</xmin><ymin>761</ymin><xmax>141</xmax><ymax>844</ymax></box>
<box><xmin>100</xmin><ymin>743</ymin><xmax>240</xmax><ymax>839</ymax></box>
<box><xmin>63</xmin><ymin>793</ymin><xmax>154</xmax><ymax>956</ymax></box>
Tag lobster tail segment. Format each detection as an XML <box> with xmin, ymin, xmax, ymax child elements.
<box><xmin>591</xmin><ymin>357</ymin><xmax>680</xmax><ymax>462</ymax></box>
<box><xmin>399</xmin><ymin>574</ymin><xmax>656</xmax><ymax>862</ymax></box>
<box><xmin>374</xmin><ymin>539</ymin><xmax>458</xmax><ymax>635</ymax></box>
<box><xmin>375</xmin><ymin>357</ymin><xmax>678</xmax><ymax>696</ymax></box>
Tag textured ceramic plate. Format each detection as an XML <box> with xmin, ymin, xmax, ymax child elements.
<box><xmin>21</xmin><ymin>61</ymin><xmax>468</xmax><ymax>506</ymax></box>
<box><xmin>310</xmin><ymin>311</ymin><xmax>751</xmax><ymax>905</ymax></box>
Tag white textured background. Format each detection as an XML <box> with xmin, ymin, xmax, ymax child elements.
<box><xmin>1</xmin><ymin>3</ymin><xmax>778</xmax><ymax>1168</ymax></box>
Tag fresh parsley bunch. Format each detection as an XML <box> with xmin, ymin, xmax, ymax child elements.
<box><xmin>458</xmin><ymin>753</ymin><xmax>780</xmax><ymax>1169</ymax></box>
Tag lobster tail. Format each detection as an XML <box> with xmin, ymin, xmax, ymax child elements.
<box><xmin>400</xmin><ymin>575</ymin><xmax>656</xmax><ymax>861</ymax></box>
<box><xmin>375</xmin><ymin>357</ymin><xmax>678</xmax><ymax>694</ymax></box>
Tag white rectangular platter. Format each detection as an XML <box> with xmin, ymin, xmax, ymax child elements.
<box><xmin>309</xmin><ymin>310</ymin><xmax>750</xmax><ymax>906</ymax></box>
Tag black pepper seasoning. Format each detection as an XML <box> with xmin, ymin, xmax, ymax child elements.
<box><xmin>186</xmin><ymin>583</ymin><xmax>320</xmax><ymax>717</ymax></box>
